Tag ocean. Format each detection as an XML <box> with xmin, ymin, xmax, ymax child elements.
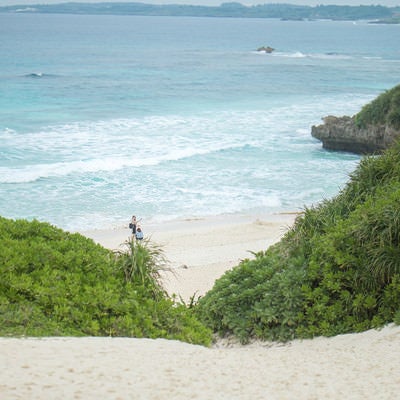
<box><xmin>1</xmin><ymin>13</ymin><xmax>399</xmax><ymax>231</ymax></box>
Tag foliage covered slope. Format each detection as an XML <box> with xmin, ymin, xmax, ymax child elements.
<box><xmin>0</xmin><ymin>219</ymin><xmax>211</xmax><ymax>345</ymax></box>
<box><xmin>355</xmin><ymin>84</ymin><xmax>400</xmax><ymax>130</ymax></box>
<box><xmin>197</xmin><ymin>140</ymin><xmax>400</xmax><ymax>342</ymax></box>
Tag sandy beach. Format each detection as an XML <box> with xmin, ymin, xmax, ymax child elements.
<box><xmin>1</xmin><ymin>325</ymin><xmax>399</xmax><ymax>399</ymax></box>
<box><xmin>1</xmin><ymin>213</ymin><xmax>399</xmax><ymax>399</ymax></box>
<box><xmin>83</xmin><ymin>212</ymin><xmax>297</xmax><ymax>303</ymax></box>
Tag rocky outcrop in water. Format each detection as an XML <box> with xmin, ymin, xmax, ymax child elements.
<box><xmin>257</xmin><ymin>46</ymin><xmax>275</xmax><ymax>53</ymax></box>
<box><xmin>311</xmin><ymin>115</ymin><xmax>400</xmax><ymax>154</ymax></box>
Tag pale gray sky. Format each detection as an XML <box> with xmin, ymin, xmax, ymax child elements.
<box><xmin>1</xmin><ymin>0</ymin><xmax>399</xmax><ymax>7</ymax></box>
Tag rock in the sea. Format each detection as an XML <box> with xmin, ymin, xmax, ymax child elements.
<box><xmin>311</xmin><ymin>115</ymin><xmax>400</xmax><ymax>154</ymax></box>
<box><xmin>257</xmin><ymin>46</ymin><xmax>275</xmax><ymax>53</ymax></box>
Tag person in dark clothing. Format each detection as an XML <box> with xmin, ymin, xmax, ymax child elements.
<box><xmin>129</xmin><ymin>215</ymin><xmax>141</xmax><ymax>236</ymax></box>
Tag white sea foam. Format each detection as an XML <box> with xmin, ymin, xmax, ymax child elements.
<box><xmin>311</xmin><ymin>53</ymin><xmax>352</xmax><ymax>60</ymax></box>
<box><xmin>270</xmin><ymin>51</ymin><xmax>353</xmax><ymax>60</ymax></box>
<box><xmin>0</xmin><ymin>142</ymin><xmax>245</xmax><ymax>183</ymax></box>
<box><xmin>1</xmin><ymin>94</ymin><xmax>370</xmax><ymax>187</ymax></box>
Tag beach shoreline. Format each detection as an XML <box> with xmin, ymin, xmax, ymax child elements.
<box><xmin>81</xmin><ymin>212</ymin><xmax>298</xmax><ymax>302</ymax></box>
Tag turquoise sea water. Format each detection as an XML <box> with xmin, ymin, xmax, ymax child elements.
<box><xmin>1</xmin><ymin>14</ymin><xmax>399</xmax><ymax>231</ymax></box>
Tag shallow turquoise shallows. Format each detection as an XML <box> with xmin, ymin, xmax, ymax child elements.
<box><xmin>1</xmin><ymin>13</ymin><xmax>399</xmax><ymax>230</ymax></box>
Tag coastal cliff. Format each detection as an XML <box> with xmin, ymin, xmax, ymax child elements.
<box><xmin>311</xmin><ymin>115</ymin><xmax>399</xmax><ymax>154</ymax></box>
<box><xmin>311</xmin><ymin>84</ymin><xmax>400</xmax><ymax>154</ymax></box>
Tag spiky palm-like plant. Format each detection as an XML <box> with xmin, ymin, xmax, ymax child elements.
<box><xmin>113</xmin><ymin>238</ymin><xmax>170</xmax><ymax>298</ymax></box>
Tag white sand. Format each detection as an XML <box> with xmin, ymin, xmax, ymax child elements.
<box><xmin>2</xmin><ymin>213</ymin><xmax>399</xmax><ymax>399</ymax></box>
<box><xmin>1</xmin><ymin>325</ymin><xmax>399</xmax><ymax>399</ymax></box>
<box><xmin>83</xmin><ymin>212</ymin><xmax>297</xmax><ymax>302</ymax></box>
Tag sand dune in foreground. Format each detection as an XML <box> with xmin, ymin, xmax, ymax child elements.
<box><xmin>1</xmin><ymin>324</ymin><xmax>399</xmax><ymax>399</ymax></box>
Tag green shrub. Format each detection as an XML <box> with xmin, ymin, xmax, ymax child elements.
<box><xmin>196</xmin><ymin>140</ymin><xmax>400</xmax><ymax>342</ymax></box>
<box><xmin>0</xmin><ymin>218</ymin><xmax>212</xmax><ymax>345</ymax></box>
<box><xmin>355</xmin><ymin>84</ymin><xmax>400</xmax><ymax>129</ymax></box>
<box><xmin>394</xmin><ymin>308</ymin><xmax>400</xmax><ymax>326</ymax></box>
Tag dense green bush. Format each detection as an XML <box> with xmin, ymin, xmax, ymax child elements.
<box><xmin>197</xmin><ymin>140</ymin><xmax>400</xmax><ymax>342</ymax></box>
<box><xmin>0</xmin><ymin>219</ymin><xmax>211</xmax><ymax>345</ymax></box>
<box><xmin>355</xmin><ymin>84</ymin><xmax>400</xmax><ymax>129</ymax></box>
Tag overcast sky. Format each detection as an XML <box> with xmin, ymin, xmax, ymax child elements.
<box><xmin>1</xmin><ymin>0</ymin><xmax>399</xmax><ymax>7</ymax></box>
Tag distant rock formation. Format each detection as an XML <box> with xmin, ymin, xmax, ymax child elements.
<box><xmin>311</xmin><ymin>115</ymin><xmax>400</xmax><ymax>154</ymax></box>
<box><xmin>257</xmin><ymin>46</ymin><xmax>275</xmax><ymax>53</ymax></box>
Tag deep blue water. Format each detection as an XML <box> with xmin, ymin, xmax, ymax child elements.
<box><xmin>1</xmin><ymin>14</ymin><xmax>399</xmax><ymax>230</ymax></box>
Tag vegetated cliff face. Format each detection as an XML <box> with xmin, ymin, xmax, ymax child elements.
<box><xmin>311</xmin><ymin>115</ymin><xmax>400</xmax><ymax>154</ymax></box>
